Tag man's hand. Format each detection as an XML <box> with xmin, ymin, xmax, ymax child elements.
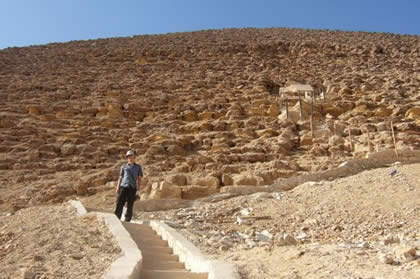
<box><xmin>116</xmin><ymin>186</ymin><xmax>120</xmax><ymax>194</ymax></box>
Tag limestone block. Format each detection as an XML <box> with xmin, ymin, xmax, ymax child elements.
<box><xmin>166</xmin><ymin>174</ymin><xmax>188</xmax><ymax>186</ymax></box>
<box><xmin>149</xmin><ymin>181</ymin><xmax>182</xmax><ymax>199</ymax></box>
<box><xmin>232</xmin><ymin>174</ymin><xmax>265</xmax><ymax>186</ymax></box>
<box><xmin>256</xmin><ymin>129</ymin><xmax>279</xmax><ymax>138</ymax></box>
<box><xmin>198</xmin><ymin>111</ymin><xmax>214</xmax><ymax>120</ymax></box>
<box><xmin>247</xmin><ymin>106</ymin><xmax>265</xmax><ymax>117</ymax></box>
<box><xmin>27</xmin><ymin>106</ymin><xmax>40</xmax><ymax>116</ymax></box>
<box><xmin>300</xmin><ymin>133</ymin><xmax>313</xmax><ymax>146</ymax></box>
<box><xmin>328</xmin><ymin>135</ymin><xmax>345</xmax><ymax>146</ymax></box>
<box><xmin>74</xmin><ymin>180</ymin><xmax>89</xmax><ymax>196</ymax></box>
<box><xmin>61</xmin><ymin>144</ymin><xmax>76</xmax><ymax>156</ymax></box>
<box><xmin>221</xmin><ymin>174</ymin><xmax>233</xmax><ymax>186</ymax></box>
<box><xmin>39</xmin><ymin>114</ymin><xmax>56</xmax><ymax>121</ymax></box>
<box><xmin>194</xmin><ymin>176</ymin><xmax>220</xmax><ymax>189</ymax></box>
<box><xmin>183</xmin><ymin>110</ymin><xmax>198</xmax><ymax>122</ymax></box>
<box><xmin>240</xmin><ymin>152</ymin><xmax>267</xmax><ymax>163</ymax></box>
<box><xmin>353</xmin><ymin>105</ymin><xmax>372</xmax><ymax>116</ymax></box>
<box><xmin>166</xmin><ymin>144</ymin><xmax>185</xmax><ymax>156</ymax></box>
<box><xmin>405</xmin><ymin>107</ymin><xmax>420</xmax><ymax>119</ymax></box>
<box><xmin>322</xmin><ymin>104</ymin><xmax>344</xmax><ymax>117</ymax></box>
<box><xmin>374</xmin><ymin>107</ymin><xmax>393</xmax><ymax>117</ymax></box>
<box><xmin>181</xmin><ymin>185</ymin><xmax>217</xmax><ymax>200</ymax></box>
<box><xmin>266</xmin><ymin>104</ymin><xmax>280</xmax><ymax>117</ymax></box>
<box><xmin>106</xmin><ymin>103</ymin><xmax>124</xmax><ymax>118</ymax></box>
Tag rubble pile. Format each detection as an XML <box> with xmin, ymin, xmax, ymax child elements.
<box><xmin>134</xmin><ymin>163</ymin><xmax>420</xmax><ymax>278</ymax></box>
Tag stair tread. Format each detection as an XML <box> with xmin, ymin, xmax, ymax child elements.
<box><xmin>141</xmin><ymin>253</ymin><xmax>179</xmax><ymax>260</ymax></box>
<box><xmin>142</xmin><ymin>263</ymin><xmax>185</xmax><ymax>270</ymax></box>
<box><xmin>141</xmin><ymin>269</ymin><xmax>208</xmax><ymax>277</ymax></box>
<box><xmin>142</xmin><ymin>269</ymin><xmax>206</xmax><ymax>273</ymax></box>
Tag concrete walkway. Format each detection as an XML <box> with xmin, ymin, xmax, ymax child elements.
<box><xmin>123</xmin><ymin>222</ymin><xmax>208</xmax><ymax>279</ymax></box>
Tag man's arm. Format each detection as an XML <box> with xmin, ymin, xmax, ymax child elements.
<box><xmin>116</xmin><ymin>176</ymin><xmax>122</xmax><ymax>194</ymax></box>
<box><xmin>137</xmin><ymin>165</ymin><xmax>143</xmax><ymax>191</ymax></box>
<box><xmin>117</xmin><ymin>165</ymin><xmax>124</xmax><ymax>194</ymax></box>
<box><xmin>137</xmin><ymin>176</ymin><xmax>142</xmax><ymax>191</ymax></box>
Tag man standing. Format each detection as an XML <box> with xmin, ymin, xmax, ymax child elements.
<box><xmin>114</xmin><ymin>150</ymin><xmax>143</xmax><ymax>222</ymax></box>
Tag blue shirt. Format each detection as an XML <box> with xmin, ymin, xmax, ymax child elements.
<box><xmin>120</xmin><ymin>163</ymin><xmax>143</xmax><ymax>189</ymax></box>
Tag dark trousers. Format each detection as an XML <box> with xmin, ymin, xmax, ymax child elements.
<box><xmin>114</xmin><ymin>187</ymin><xmax>136</xmax><ymax>222</ymax></box>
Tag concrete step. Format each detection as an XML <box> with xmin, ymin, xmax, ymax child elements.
<box><xmin>134</xmin><ymin>238</ymin><xmax>169</xmax><ymax>248</ymax></box>
<box><xmin>85</xmin><ymin>207</ymin><xmax>113</xmax><ymax>214</ymax></box>
<box><xmin>142</xmin><ymin>260</ymin><xmax>185</xmax><ymax>270</ymax></box>
<box><xmin>130</xmin><ymin>232</ymin><xmax>165</xmax><ymax>241</ymax></box>
<box><xmin>128</xmin><ymin>231</ymin><xmax>167</xmax><ymax>241</ymax></box>
<box><xmin>141</xmin><ymin>251</ymin><xmax>179</xmax><ymax>262</ymax></box>
<box><xmin>126</xmin><ymin>230</ymin><xmax>162</xmax><ymax>240</ymax></box>
<box><xmin>138</xmin><ymin>245</ymin><xmax>173</xmax><ymax>254</ymax></box>
<box><xmin>123</xmin><ymin>223</ymin><xmax>155</xmax><ymax>233</ymax></box>
<box><xmin>140</xmin><ymin>269</ymin><xmax>208</xmax><ymax>279</ymax></box>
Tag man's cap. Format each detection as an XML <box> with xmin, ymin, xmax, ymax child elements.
<box><xmin>126</xmin><ymin>150</ymin><xmax>136</xmax><ymax>157</ymax></box>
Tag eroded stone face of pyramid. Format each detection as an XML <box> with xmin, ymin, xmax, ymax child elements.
<box><xmin>0</xmin><ymin>28</ymin><xmax>419</xmax><ymax>207</ymax></box>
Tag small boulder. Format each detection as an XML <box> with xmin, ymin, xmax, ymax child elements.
<box><xmin>378</xmin><ymin>253</ymin><xmax>394</xmax><ymax>264</ymax></box>
<box><xmin>277</xmin><ymin>233</ymin><xmax>297</xmax><ymax>246</ymax></box>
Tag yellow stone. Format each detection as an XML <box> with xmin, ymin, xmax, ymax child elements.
<box><xmin>267</xmin><ymin>104</ymin><xmax>280</xmax><ymax>117</ymax></box>
<box><xmin>374</xmin><ymin>107</ymin><xmax>393</xmax><ymax>117</ymax></box>
<box><xmin>198</xmin><ymin>111</ymin><xmax>214</xmax><ymax>120</ymax></box>
<box><xmin>27</xmin><ymin>106</ymin><xmax>40</xmax><ymax>116</ymax></box>
<box><xmin>405</xmin><ymin>107</ymin><xmax>420</xmax><ymax>119</ymax></box>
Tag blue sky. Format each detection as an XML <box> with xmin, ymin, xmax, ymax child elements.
<box><xmin>0</xmin><ymin>0</ymin><xmax>419</xmax><ymax>49</ymax></box>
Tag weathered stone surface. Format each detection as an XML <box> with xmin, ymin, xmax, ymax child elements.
<box><xmin>0</xmin><ymin>27</ymin><xmax>419</xmax><ymax>207</ymax></box>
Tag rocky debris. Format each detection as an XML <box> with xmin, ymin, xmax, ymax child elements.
<box><xmin>131</xmin><ymin>163</ymin><xmax>420</xmax><ymax>278</ymax></box>
<box><xmin>255</xmin><ymin>230</ymin><xmax>273</xmax><ymax>243</ymax></box>
<box><xmin>278</xmin><ymin>234</ymin><xmax>298</xmax><ymax>246</ymax></box>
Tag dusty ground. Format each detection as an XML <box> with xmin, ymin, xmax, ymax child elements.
<box><xmin>0</xmin><ymin>205</ymin><xmax>120</xmax><ymax>279</ymax></box>
<box><xmin>133</xmin><ymin>162</ymin><xmax>420</xmax><ymax>278</ymax></box>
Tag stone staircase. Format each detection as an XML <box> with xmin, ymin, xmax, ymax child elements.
<box><xmin>123</xmin><ymin>222</ymin><xmax>208</xmax><ymax>279</ymax></box>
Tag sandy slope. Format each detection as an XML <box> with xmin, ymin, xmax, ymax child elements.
<box><xmin>0</xmin><ymin>205</ymin><xmax>120</xmax><ymax>279</ymax></box>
